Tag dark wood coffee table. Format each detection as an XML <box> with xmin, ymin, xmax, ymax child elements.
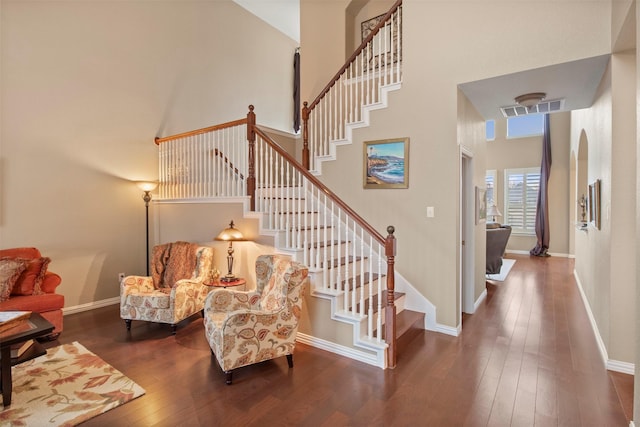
<box><xmin>0</xmin><ymin>312</ymin><xmax>54</xmax><ymax>406</ymax></box>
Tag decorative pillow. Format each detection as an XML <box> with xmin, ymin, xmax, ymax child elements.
<box><xmin>0</xmin><ymin>258</ymin><xmax>28</xmax><ymax>302</ymax></box>
<box><xmin>15</xmin><ymin>257</ymin><xmax>51</xmax><ymax>295</ymax></box>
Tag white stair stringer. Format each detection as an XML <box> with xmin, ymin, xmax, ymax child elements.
<box><xmin>239</xmin><ymin>172</ymin><xmax>437</xmax><ymax>369</ymax></box>
<box><xmin>309</xmin><ymin>82</ymin><xmax>402</xmax><ymax>176</ymax></box>
<box><xmin>308</xmin><ymin>282</ymin><xmax>391</xmax><ymax>369</ymax></box>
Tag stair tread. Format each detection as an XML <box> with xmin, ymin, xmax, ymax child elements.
<box><xmin>293</xmin><ymin>225</ymin><xmax>333</xmax><ymax>231</ymax></box>
<box><xmin>263</xmin><ymin>197</ymin><xmax>306</xmax><ymax>200</ymax></box>
<box><xmin>372</xmin><ymin>309</ymin><xmax>424</xmax><ymax>341</ymax></box>
<box><xmin>340</xmin><ymin>272</ymin><xmax>384</xmax><ymax>291</ymax></box>
<box><xmin>276</xmin><ymin>211</ymin><xmax>318</xmax><ymax>214</ymax></box>
<box><xmin>320</xmin><ymin>256</ymin><xmax>364</xmax><ymax>269</ymax></box>
<box><xmin>307</xmin><ymin>240</ymin><xmax>346</xmax><ymax>249</ymax></box>
<box><xmin>354</xmin><ymin>290</ymin><xmax>404</xmax><ymax>314</ymax></box>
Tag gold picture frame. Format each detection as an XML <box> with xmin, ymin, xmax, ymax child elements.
<box><xmin>360</xmin><ymin>12</ymin><xmax>402</xmax><ymax>72</ymax></box>
<box><xmin>363</xmin><ymin>138</ymin><xmax>409</xmax><ymax>189</ymax></box>
<box><xmin>588</xmin><ymin>179</ymin><xmax>601</xmax><ymax>229</ymax></box>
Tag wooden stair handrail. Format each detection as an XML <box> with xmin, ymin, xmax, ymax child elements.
<box><xmin>301</xmin><ymin>0</ymin><xmax>402</xmax><ymax>169</ymax></box>
<box><xmin>152</xmin><ymin>104</ymin><xmax>398</xmax><ymax>368</ymax></box>
<box><xmin>155</xmin><ymin>118</ymin><xmax>248</xmax><ymax>145</ymax></box>
<box><xmin>306</xmin><ymin>0</ymin><xmax>402</xmax><ymax>112</ymax></box>
<box><xmin>254</xmin><ymin>122</ymin><xmax>397</xmax><ymax>368</ymax></box>
<box><xmin>253</xmin><ymin>125</ymin><xmax>386</xmax><ymax>245</ymax></box>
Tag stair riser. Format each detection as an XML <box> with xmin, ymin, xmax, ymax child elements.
<box><xmin>312</xmin><ymin>277</ymin><xmax>386</xmax><ymax>305</ymax></box>
<box><xmin>307</xmin><ymin>258</ymin><xmax>368</xmax><ymax>274</ymax></box>
<box><xmin>259</xmin><ymin>212</ymin><xmax>329</xmax><ymax>230</ymax></box>
<box><xmin>305</xmin><ymin>247</ymin><xmax>381</xmax><ymax>271</ymax></box>
<box><xmin>257</xmin><ymin>199</ymin><xmax>317</xmax><ymax>215</ymax></box>
<box><xmin>255</xmin><ymin>187</ymin><xmax>305</xmax><ymax>198</ymax></box>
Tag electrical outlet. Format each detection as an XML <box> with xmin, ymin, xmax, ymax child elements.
<box><xmin>118</xmin><ymin>272</ymin><xmax>126</xmax><ymax>282</ymax></box>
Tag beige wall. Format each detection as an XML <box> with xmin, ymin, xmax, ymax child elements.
<box><xmin>456</xmin><ymin>90</ymin><xmax>487</xmax><ymax>314</ymax></box>
<box><xmin>0</xmin><ymin>0</ymin><xmax>297</xmax><ymax>308</ymax></box>
<box><xmin>350</xmin><ymin>0</ymin><xmax>396</xmax><ymax>53</ymax></box>
<box><xmin>636</xmin><ymin>0</ymin><xmax>640</xmax><ymax>420</ymax></box>
<box><xmin>302</xmin><ymin>0</ymin><xmax>610</xmax><ymax>328</ymax></box>
<box><xmin>486</xmin><ymin>113</ymin><xmax>571</xmax><ymax>256</ymax></box>
<box><xmin>153</xmin><ymin>202</ymin><xmax>270</xmax><ymax>288</ymax></box>
<box><xmin>571</xmin><ymin>52</ymin><xmax>636</xmax><ymax>366</ymax></box>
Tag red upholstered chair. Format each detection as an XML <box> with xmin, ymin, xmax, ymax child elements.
<box><xmin>0</xmin><ymin>247</ymin><xmax>64</xmax><ymax>338</ymax></box>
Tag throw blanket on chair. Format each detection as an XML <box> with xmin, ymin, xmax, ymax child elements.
<box><xmin>151</xmin><ymin>241</ymin><xmax>198</xmax><ymax>292</ymax></box>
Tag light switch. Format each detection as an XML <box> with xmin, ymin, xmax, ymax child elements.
<box><xmin>427</xmin><ymin>206</ymin><xmax>435</xmax><ymax>217</ymax></box>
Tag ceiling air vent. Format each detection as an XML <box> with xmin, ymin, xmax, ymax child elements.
<box><xmin>500</xmin><ymin>99</ymin><xmax>565</xmax><ymax>118</ymax></box>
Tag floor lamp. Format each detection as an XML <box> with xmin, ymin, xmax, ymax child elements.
<box><xmin>137</xmin><ymin>181</ymin><xmax>158</xmax><ymax>276</ymax></box>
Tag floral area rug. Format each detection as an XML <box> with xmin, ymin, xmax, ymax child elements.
<box><xmin>0</xmin><ymin>341</ymin><xmax>145</xmax><ymax>426</ymax></box>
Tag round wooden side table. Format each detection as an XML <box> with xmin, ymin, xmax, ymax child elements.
<box><xmin>204</xmin><ymin>277</ymin><xmax>246</xmax><ymax>290</ymax></box>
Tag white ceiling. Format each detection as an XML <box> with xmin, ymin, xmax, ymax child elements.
<box><xmin>233</xmin><ymin>0</ymin><xmax>300</xmax><ymax>42</ymax></box>
<box><xmin>458</xmin><ymin>55</ymin><xmax>611</xmax><ymax>120</ymax></box>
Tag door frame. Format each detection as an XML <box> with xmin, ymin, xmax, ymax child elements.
<box><xmin>460</xmin><ymin>147</ymin><xmax>476</xmax><ymax>317</ymax></box>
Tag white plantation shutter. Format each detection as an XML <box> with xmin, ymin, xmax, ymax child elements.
<box><xmin>504</xmin><ymin>167</ymin><xmax>540</xmax><ymax>234</ymax></box>
<box><xmin>485</xmin><ymin>169</ymin><xmax>497</xmax><ymax>205</ymax></box>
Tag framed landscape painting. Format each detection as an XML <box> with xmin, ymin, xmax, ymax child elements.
<box><xmin>363</xmin><ymin>138</ymin><xmax>409</xmax><ymax>189</ymax></box>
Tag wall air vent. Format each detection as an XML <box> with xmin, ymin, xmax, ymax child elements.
<box><xmin>500</xmin><ymin>99</ymin><xmax>565</xmax><ymax>118</ymax></box>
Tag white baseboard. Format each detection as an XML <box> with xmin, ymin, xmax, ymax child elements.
<box><xmin>62</xmin><ymin>297</ymin><xmax>119</xmax><ymax>316</ymax></box>
<box><xmin>573</xmin><ymin>269</ymin><xmax>635</xmax><ymax>375</ymax></box>
<box><xmin>474</xmin><ymin>288</ymin><xmax>487</xmax><ymax>312</ymax></box>
<box><xmin>629</xmin><ymin>420</ymin><xmax>635</xmax><ymax>427</ymax></box>
<box><xmin>432</xmin><ymin>323</ymin><xmax>460</xmax><ymax>337</ymax></box>
<box><xmin>608</xmin><ymin>359</ymin><xmax>635</xmax><ymax>375</ymax></box>
<box><xmin>505</xmin><ymin>249</ymin><xmax>573</xmax><ymax>258</ymax></box>
<box><xmin>296</xmin><ymin>332</ymin><xmax>385</xmax><ymax>369</ymax></box>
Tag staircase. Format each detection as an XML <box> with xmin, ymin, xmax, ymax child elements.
<box><xmin>154</xmin><ymin>0</ymin><xmax>426</xmax><ymax>368</ymax></box>
<box><xmin>251</xmin><ymin>163</ymin><xmax>423</xmax><ymax>367</ymax></box>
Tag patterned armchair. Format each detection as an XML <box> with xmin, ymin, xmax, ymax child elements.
<box><xmin>120</xmin><ymin>242</ymin><xmax>214</xmax><ymax>334</ymax></box>
<box><xmin>203</xmin><ymin>254</ymin><xmax>309</xmax><ymax>384</ymax></box>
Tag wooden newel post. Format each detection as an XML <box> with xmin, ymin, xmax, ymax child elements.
<box><xmin>247</xmin><ymin>105</ymin><xmax>256</xmax><ymax>211</ymax></box>
<box><xmin>302</xmin><ymin>101</ymin><xmax>310</xmax><ymax>170</ymax></box>
<box><xmin>384</xmin><ymin>225</ymin><xmax>397</xmax><ymax>368</ymax></box>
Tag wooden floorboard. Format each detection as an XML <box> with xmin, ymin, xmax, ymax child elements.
<box><xmin>46</xmin><ymin>254</ymin><xmax>632</xmax><ymax>426</ymax></box>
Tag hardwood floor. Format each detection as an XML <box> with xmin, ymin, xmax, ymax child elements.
<box><xmin>48</xmin><ymin>254</ymin><xmax>632</xmax><ymax>426</ymax></box>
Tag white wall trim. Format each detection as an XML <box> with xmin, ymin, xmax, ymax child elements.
<box><xmin>62</xmin><ymin>297</ymin><xmax>119</xmax><ymax>316</ymax></box>
<box><xmin>505</xmin><ymin>249</ymin><xmax>573</xmax><ymax>258</ymax></box>
<box><xmin>295</xmin><ymin>332</ymin><xmax>384</xmax><ymax>368</ymax></box>
<box><xmin>434</xmin><ymin>323</ymin><xmax>461</xmax><ymax>337</ymax></box>
<box><xmin>573</xmin><ymin>269</ymin><xmax>635</xmax><ymax>375</ymax></box>
<box><xmin>629</xmin><ymin>420</ymin><xmax>635</xmax><ymax>427</ymax></box>
<box><xmin>607</xmin><ymin>359</ymin><xmax>635</xmax><ymax>375</ymax></box>
<box><xmin>573</xmin><ymin>269</ymin><xmax>608</xmax><ymax>367</ymax></box>
<box><xmin>474</xmin><ymin>288</ymin><xmax>488</xmax><ymax>312</ymax></box>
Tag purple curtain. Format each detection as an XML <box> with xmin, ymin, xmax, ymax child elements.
<box><xmin>530</xmin><ymin>113</ymin><xmax>552</xmax><ymax>256</ymax></box>
<box><xmin>293</xmin><ymin>48</ymin><xmax>301</xmax><ymax>133</ymax></box>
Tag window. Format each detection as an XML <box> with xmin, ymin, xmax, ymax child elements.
<box><xmin>485</xmin><ymin>120</ymin><xmax>495</xmax><ymax>141</ymax></box>
<box><xmin>504</xmin><ymin>167</ymin><xmax>540</xmax><ymax>234</ymax></box>
<box><xmin>507</xmin><ymin>114</ymin><xmax>544</xmax><ymax>139</ymax></box>
<box><xmin>485</xmin><ymin>169</ymin><xmax>497</xmax><ymax>205</ymax></box>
